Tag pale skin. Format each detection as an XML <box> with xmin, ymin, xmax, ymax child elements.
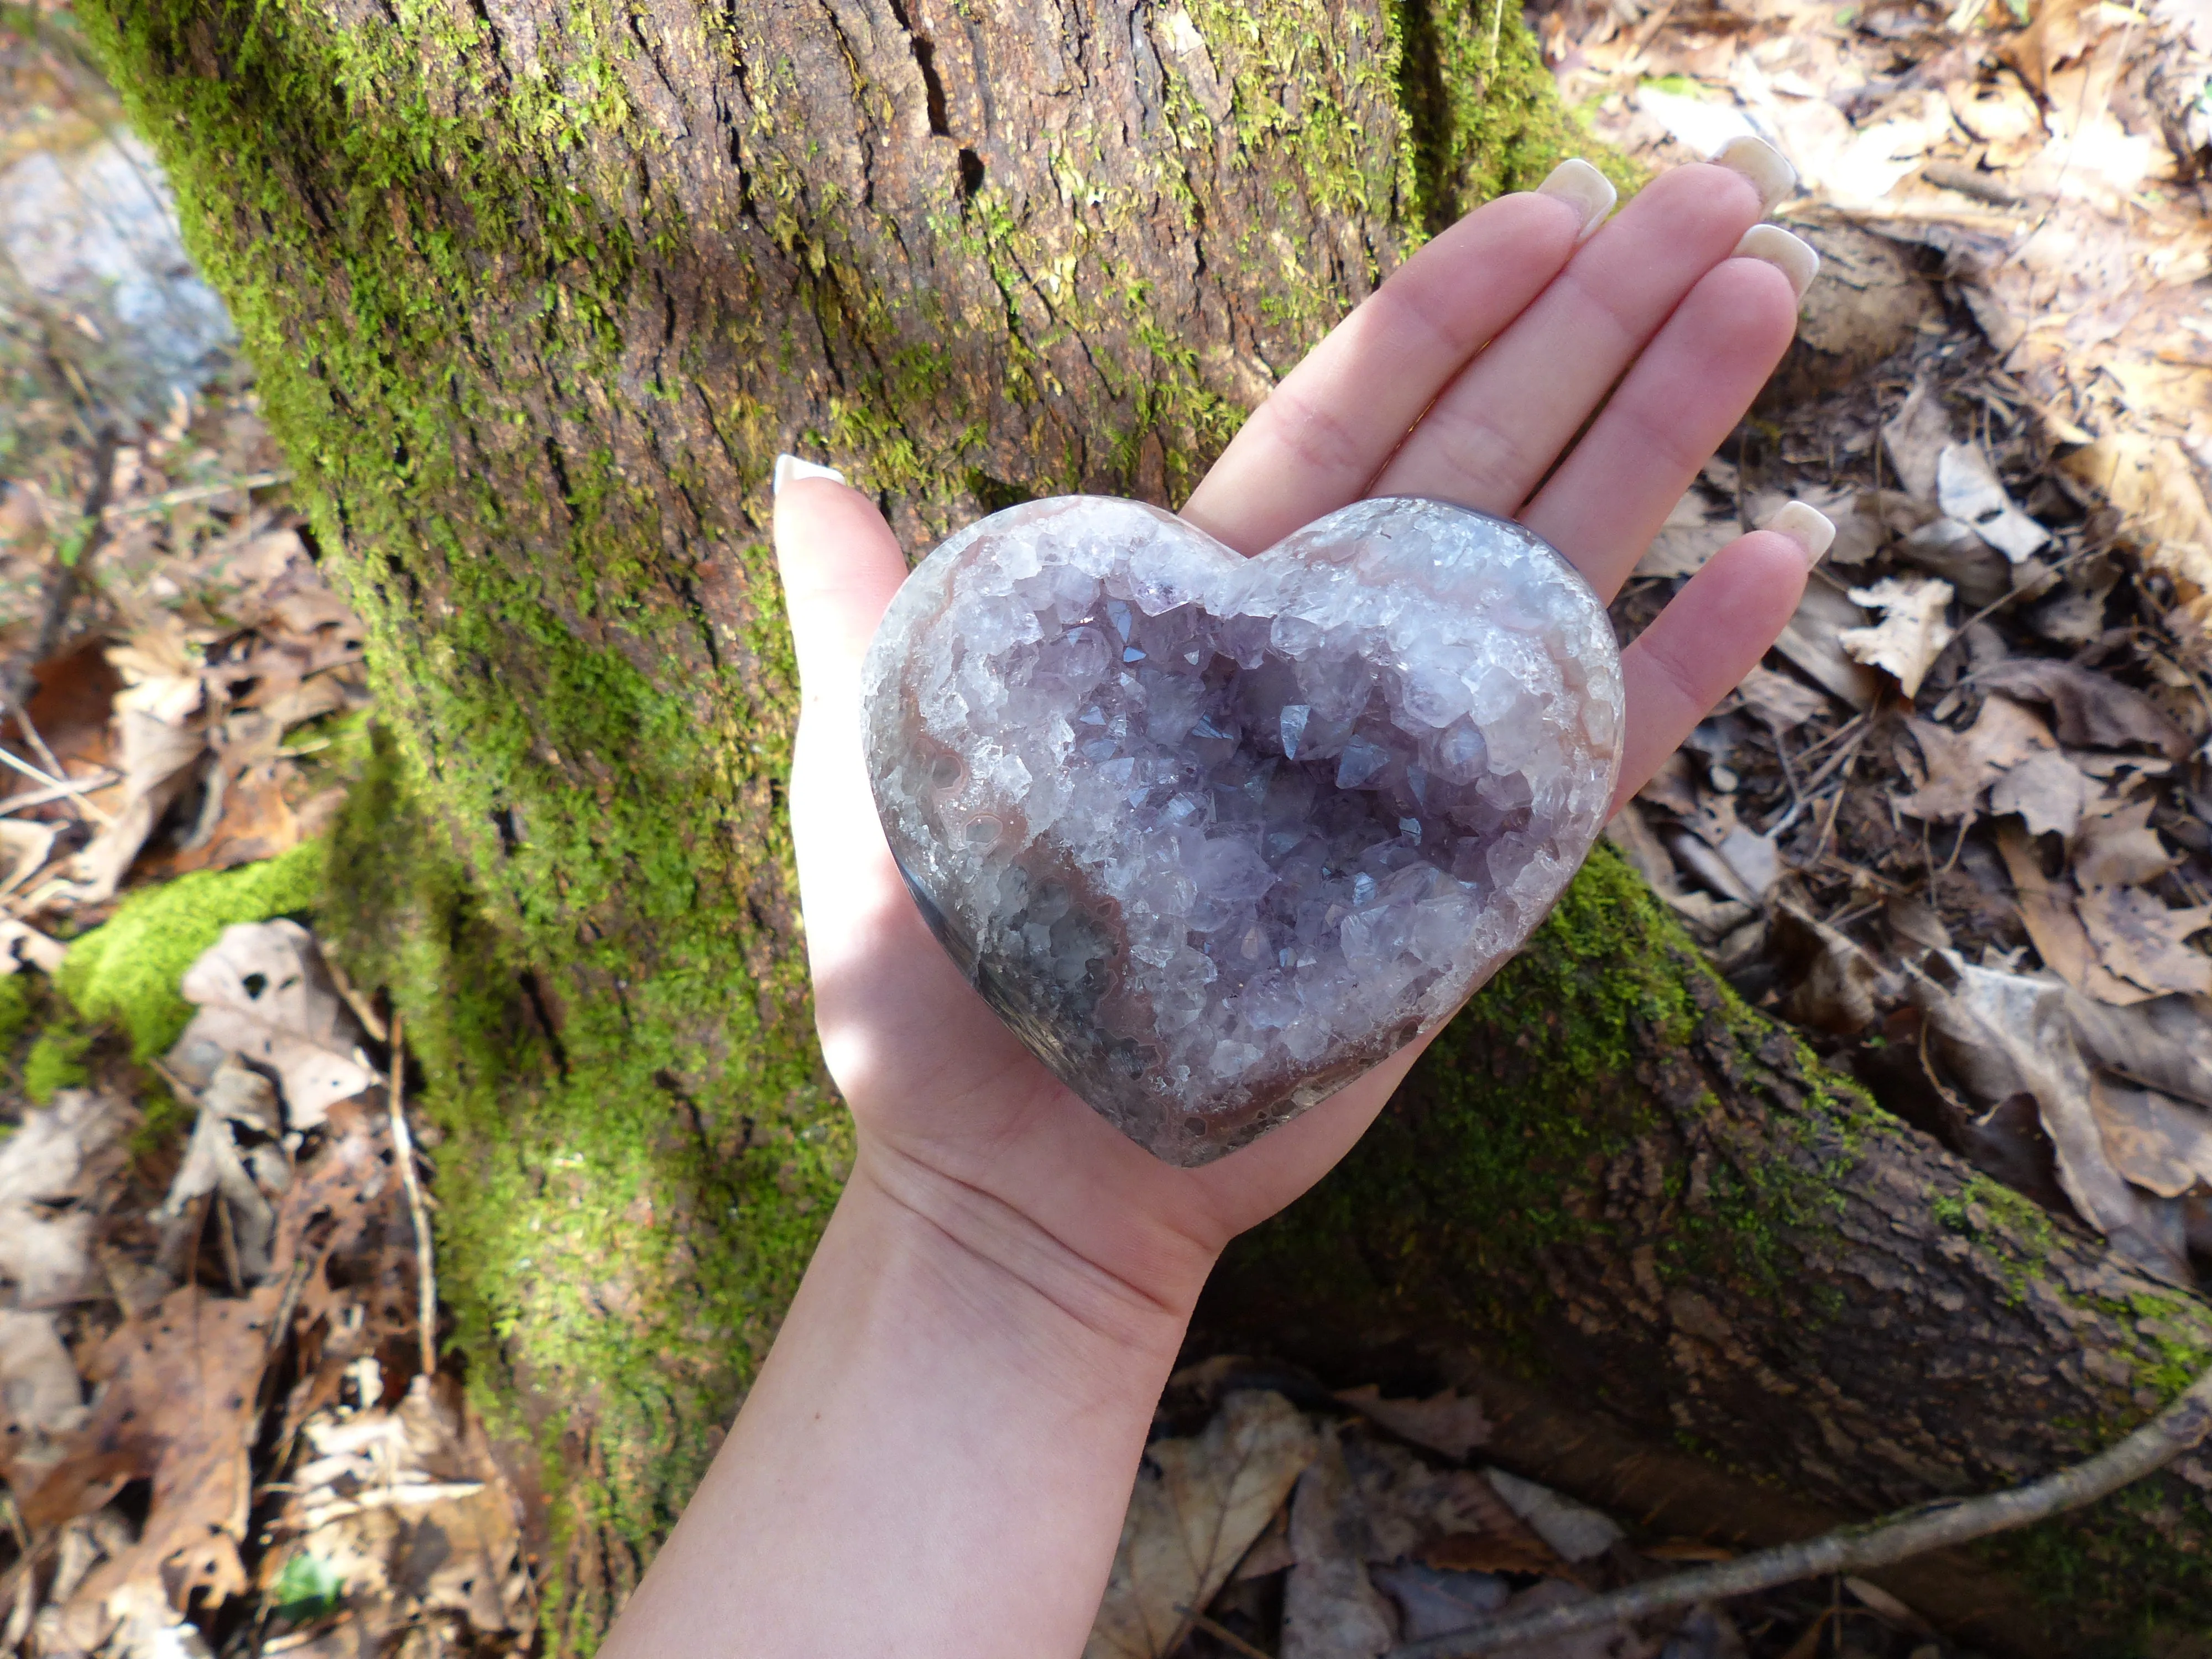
<box><xmin>603</xmin><ymin>153</ymin><xmax>1822</xmax><ymax>1659</ymax></box>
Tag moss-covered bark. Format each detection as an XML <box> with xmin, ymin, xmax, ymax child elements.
<box><xmin>1206</xmin><ymin>843</ymin><xmax>2212</xmax><ymax>1654</ymax></box>
<box><xmin>74</xmin><ymin>0</ymin><xmax>2212</xmax><ymax>1650</ymax></box>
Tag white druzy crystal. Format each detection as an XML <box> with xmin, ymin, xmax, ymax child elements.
<box><xmin>862</xmin><ymin>495</ymin><xmax>1624</xmax><ymax>1165</ymax></box>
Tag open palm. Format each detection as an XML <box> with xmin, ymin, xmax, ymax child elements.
<box><xmin>774</xmin><ymin>154</ymin><xmax>1823</xmax><ymax>1308</ymax></box>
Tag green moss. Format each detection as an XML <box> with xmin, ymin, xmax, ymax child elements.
<box><xmin>1979</xmin><ymin>1481</ymin><xmax>2212</xmax><ymax>1653</ymax></box>
<box><xmin>22</xmin><ymin>1026</ymin><xmax>91</xmax><ymax>1104</ymax></box>
<box><xmin>58</xmin><ymin>838</ymin><xmax>328</xmax><ymax>1061</ymax></box>
<box><xmin>1223</xmin><ymin>842</ymin><xmax>1865</xmax><ymax>1347</ymax></box>
<box><xmin>0</xmin><ymin>973</ymin><xmax>31</xmax><ymax>1056</ymax></box>
<box><xmin>1230</xmin><ymin>845</ymin><xmax>1885</xmax><ymax>1336</ymax></box>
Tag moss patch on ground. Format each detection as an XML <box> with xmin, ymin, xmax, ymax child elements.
<box><xmin>58</xmin><ymin>838</ymin><xmax>328</xmax><ymax>1060</ymax></box>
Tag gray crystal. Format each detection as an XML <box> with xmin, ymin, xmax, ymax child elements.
<box><xmin>861</xmin><ymin>495</ymin><xmax>1624</xmax><ymax>1166</ymax></box>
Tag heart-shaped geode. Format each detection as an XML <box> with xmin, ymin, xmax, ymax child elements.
<box><xmin>862</xmin><ymin>495</ymin><xmax>1623</xmax><ymax>1166</ymax></box>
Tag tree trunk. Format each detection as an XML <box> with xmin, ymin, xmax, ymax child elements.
<box><xmin>77</xmin><ymin>0</ymin><xmax>2212</xmax><ymax>1651</ymax></box>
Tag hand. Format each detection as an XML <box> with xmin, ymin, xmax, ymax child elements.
<box><xmin>610</xmin><ymin>149</ymin><xmax>1828</xmax><ymax>1659</ymax></box>
<box><xmin>773</xmin><ymin>150</ymin><xmax>1827</xmax><ymax>1323</ymax></box>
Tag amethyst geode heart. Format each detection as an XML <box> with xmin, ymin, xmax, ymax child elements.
<box><xmin>860</xmin><ymin>495</ymin><xmax>1623</xmax><ymax>1165</ymax></box>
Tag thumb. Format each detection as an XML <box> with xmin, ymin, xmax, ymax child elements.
<box><xmin>772</xmin><ymin>455</ymin><xmax>909</xmax><ymax>708</ymax></box>
<box><xmin>772</xmin><ymin>456</ymin><xmax>918</xmax><ymax>978</ymax></box>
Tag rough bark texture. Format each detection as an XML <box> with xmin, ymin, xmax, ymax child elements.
<box><xmin>73</xmin><ymin>0</ymin><xmax>2212</xmax><ymax>1652</ymax></box>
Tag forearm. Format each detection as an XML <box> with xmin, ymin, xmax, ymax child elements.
<box><xmin>602</xmin><ymin>1141</ymin><xmax>1211</xmax><ymax>1659</ymax></box>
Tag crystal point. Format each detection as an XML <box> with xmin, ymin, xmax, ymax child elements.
<box><xmin>862</xmin><ymin>496</ymin><xmax>1624</xmax><ymax>1166</ymax></box>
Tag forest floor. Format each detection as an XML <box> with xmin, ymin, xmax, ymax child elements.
<box><xmin>0</xmin><ymin>0</ymin><xmax>2205</xmax><ymax>1655</ymax></box>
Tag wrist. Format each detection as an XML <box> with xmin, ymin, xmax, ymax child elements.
<box><xmin>851</xmin><ymin>1135</ymin><xmax>1216</xmax><ymax>1371</ymax></box>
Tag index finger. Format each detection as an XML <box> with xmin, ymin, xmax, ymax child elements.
<box><xmin>1179</xmin><ymin>177</ymin><xmax>1598</xmax><ymax>555</ymax></box>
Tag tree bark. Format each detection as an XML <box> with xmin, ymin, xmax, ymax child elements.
<box><xmin>77</xmin><ymin>0</ymin><xmax>2212</xmax><ymax>1651</ymax></box>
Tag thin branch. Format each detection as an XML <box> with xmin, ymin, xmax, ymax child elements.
<box><xmin>387</xmin><ymin>1011</ymin><xmax>439</xmax><ymax>1381</ymax></box>
<box><xmin>0</xmin><ymin>767</ymin><xmax>118</xmax><ymax>816</ymax></box>
<box><xmin>1386</xmin><ymin>1364</ymin><xmax>2212</xmax><ymax>1658</ymax></box>
<box><xmin>1175</xmin><ymin>1605</ymin><xmax>1274</xmax><ymax>1659</ymax></box>
<box><xmin>106</xmin><ymin>469</ymin><xmax>290</xmax><ymax>519</ymax></box>
<box><xmin>0</xmin><ymin>744</ymin><xmax>115</xmax><ymax>826</ymax></box>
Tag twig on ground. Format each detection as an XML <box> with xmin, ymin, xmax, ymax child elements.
<box><xmin>0</xmin><ymin>744</ymin><xmax>115</xmax><ymax>826</ymax></box>
<box><xmin>106</xmin><ymin>468</ymin><xmax>290</xmax><ymax>519</ymax></box>
<box><xmin>0</xmin><ymin>766</ymin><xmax>118</xmax><ymax>816</ymax></box>
<box><xmin>1175</xmin><ymin>1605</ymin><xmax>1274</xmax><ymax>1659</ymax></box>
<box><xmin>1386</xmin><ymin>1363</ymin><xmax>2212</xmax><ymax>1658</ymax></box>
<box><xmin>387</xmin><ymin>1011</ymin><xmax>439</xmax><ymax>1380</ymax></box>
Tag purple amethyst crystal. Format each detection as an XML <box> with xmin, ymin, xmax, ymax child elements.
<box><xmin>861</xmin><ymin>495</ymin><xmax>1623</xmax><ymax>1165</ymax></box>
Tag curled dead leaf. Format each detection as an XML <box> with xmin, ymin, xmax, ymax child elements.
<box><xmin>171</xmin><ymin>921</ymin><xmax>377</xmax><ymax>1129</ymax></box>
<box><xmin>1842</xmin><ymin>576</ymin><xmax>1957</xmax><ymax>697</ymax></box>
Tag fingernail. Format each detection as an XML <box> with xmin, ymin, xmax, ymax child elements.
<box><xmin>1712</xmin><ymin>136</ymin><xmax>1798</xmax><ymax>216</ymax></box>
<box><xmin>1536</xmin><ymin>157</ymin><xmax>1618</xmax><ymax>243</ymax></box>
<box><xmin>1763</xmin><ymin>499</ymin><xmax>1835</xmax><ymax>567</ymax></box>
<box><xmin>773</xmin><ymin>453</ymin><xmax>847</xmax><ymax>497</ymax></box>
<box><xmin>1733</xmin><ymin>224</ymin><xmax>1820</xmax><ymax>302</ymax></box>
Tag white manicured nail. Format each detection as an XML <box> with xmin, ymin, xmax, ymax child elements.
<box><xmin>1712</xmin><ymin>136</ymin><xmax>1798</xmax><ymax>215</ymax></box>
<box><xmin>1763</xmin><ymin>500</ymin><xmax>1835</xmax><ymax>566</ymax></box>
<box><xmin>773</xmin><ymin>453</ymin><xmax>847</xmax><ymax>497</ymax></box>
<box><xmin>1537</xmin><ymin>158</ymin><xmax>1618</xmax><ymax>243</ymax></box>
<box><xmin>1734</xmin><ymin>224</ymin><xmax>1820</xmax><ymax>302</ymax></box>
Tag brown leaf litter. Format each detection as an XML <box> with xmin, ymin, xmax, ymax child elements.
<box><xmin>1</xmin><ymin>137</ymin><xmax>367</xmax><ymax>937</ymax></box>
<box><xmin>1095</xmin><ymin>1369</ymin><xmax>1953</xmax><ymax>1658</ymax></box>
<box><xmin>1543</xmin><ymin>0</ymin><xmax>2212</xmax><ymax>640</ymax></box>
<box><xmin>1577</xmin><ymin>0</ymin><xmax>2212</xmax><ymax>1292</ymax></box>
<box><xmin>0</xmin><ymin>920</ymin><xmax>531</xmax><ymax>1658</ymax></box>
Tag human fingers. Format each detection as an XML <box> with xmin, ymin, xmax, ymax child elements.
<box><xmin>1181</xmin><ymin>173</ymin><xmax>1604</xmax><ymax>556</ymax></box>
<box><xmin>1519</xmin><ymin>247</ymin><xmax>1808</xmax><ymax>603</ymax></box>
<box><xmin>1371</xmin><ymin>144</ymin><xmax>1794</xmax><ymax>521</ymax></box>
<box><xmin>1606</xmin><ymin>508</ymin><xmax>1834</xmax><ymax>813</ymax></box>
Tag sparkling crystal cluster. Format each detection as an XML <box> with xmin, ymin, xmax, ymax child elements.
<box><xmin>862</xmin><ymin>495</ymin><xmax>1623</xmax><ymax>1165</ymax></box>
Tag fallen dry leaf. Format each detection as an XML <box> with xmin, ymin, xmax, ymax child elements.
<box><xmin>2089</xmin><ymin>1078</ymin><xmax>2212</xmax><ymax>1199</ymax></box>
<box><xmin>0</xmin><ymin>1310</ymin><xmax>86</xmax><ymax>1494</ymax></box>
<box><xmin>1977</xmin><ymin>659</ymin><xmax>2191</xmax><ymax>757</ymax></box>
<box><xmin>1842</xmin><ymin>576</ymin><xmax>1957</xmax><ymax>697</ymax></box>
<box><xmin>30</xmin><ymin>1100</ymin><xmax>392</xmax><ymax>1652</ymax></box>
<box><xmin>1281</xmin><ymin>1430</ymin><xmax>1394</xmax><ymax>1659</ymax></box>
<box><xmin>1086</xmin><ymin>1390</ymin><xmax>1319</xmax><ymax>1659</ymax></box>
<box><xmin>1636</xmin><ymin>491</ymin><xmax>1742</xmax><ymax>580</ymax></box>
<box><xmin>1881</xmin><ymin>379</ymin><xmax>1952</xmax><ymax>502</ymax></box>
<box><xmin>1936</xmin><ymin>441</ymin><xmax>2051</xmax><ymax>564</ymax></box>
<box><xmin>1995</xmin><ymin>822</ymin><xmax>2155</xmax><ymax>1005</ymax></box>
<box><xmin>1370</xmin><ymin>1561</ymin><xmax>1510</xmax><ymax>1644</ymax></box>
<box><xmin>1772</xmin><ymin>581</ymin><xmax>1881</xmax><ymax>709</ymax></box>
<box><xmin>2067</xmin><ymin>993</ymin><xmax>2212</xmax><ymax>1109</ymax></box>
<box><xmin>2075</xmin><ymin>885</ymin><xmax>2212</xmax><ymax>997</ymax></box>
<box><xmin>1484</xmin><ymin>1469</ymin><xmax>1624</xmax><ymax>1564</ymax></box>
<box><xmin>171</xmin><ymin>920</ymin><xmax>377</xmax><ymax>1128</ymax></box>
<box><xmin>1893</xmin><ymin>697</ymin><xmax>2057</xmax><ymax>823</ymax></box>
<box><xmin>1914</xmin><ymin>950</ymin><xmax>2189</xmax><ymax>1282</ymax></box>
<box><xmin>0</xmin><ymin>1089</ymin><xmax>132</xmax><ymax>1308</ymax></box>
<box><xmin>1345</xmin><ymin>1435</ymin><xmax>1569</xmax><ymax>1580</ymax></box>
<box><xmin>68</xmin><ymin>708</ymin><xmax>204</xmax><ymax>902</ymax></box>
<box><xmin>2073</xmin><ymin>797</ymin><xmax>2181</xmax><ymax>889</ymax></box>
<box><xmin>259</xmin><ymin>1375</ymin><xmax>530</xmax><ymax>1652</ymax></box>
<box><xmin>1988</xmin><ymin>750</ymin><xmax>2101</xmax><ymax>838</ymax></box>
<box><xmin>1771</xmin><ymin>904</ymin><xmax>1890</xmax><ymax>1033</ymax></box>
<box><xmin>1734</xmin><ymin>665</ymin><xmax>1831</xmax><ymax>732</ymax></box>
<box><xmin>154</xmin><ymin>1057</ymin><xmax>284</xmax><ymax>1285</ymax></box>
<box><xmin>1332</xmin><ymin>1386</ymin><xmax>1490</xmax><ymax>1460</ymax></box>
